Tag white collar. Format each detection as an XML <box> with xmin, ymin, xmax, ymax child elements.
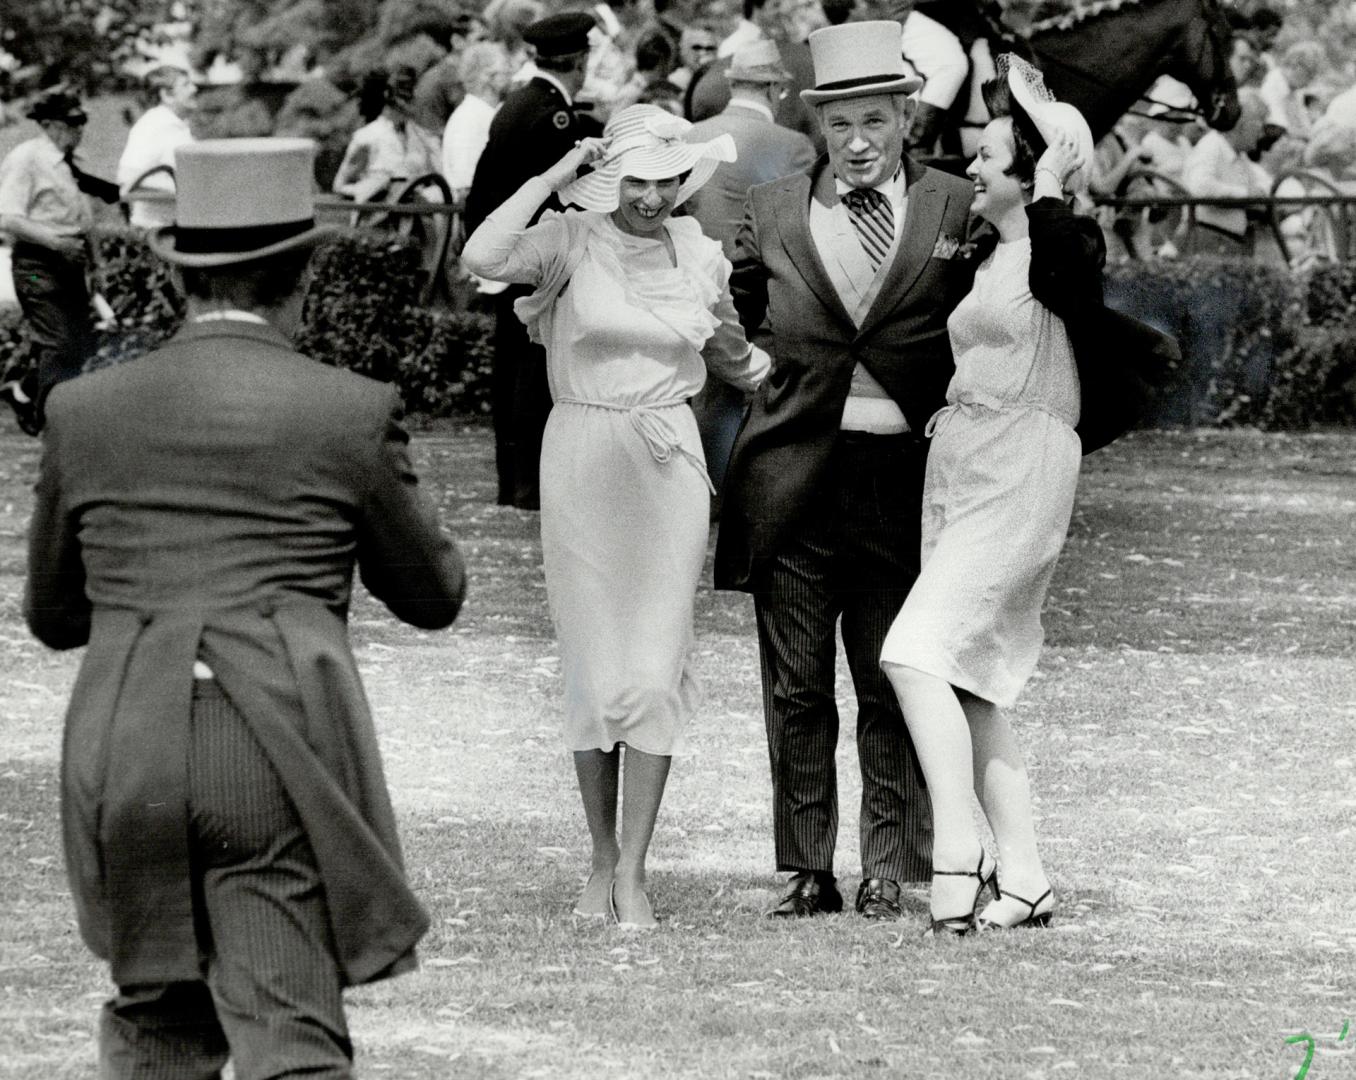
<box><xmin>533</xmin><ymin>70</ymin><xmax>574</xmax><ymax>107</ymax></box>
<box><xmin>192</xmin><ymin>309</ymin><xmax>270</xmax><ymax>325</ymax></box>
<box><xmin>835</xmin><ymin>166</ymin><xmax>905</xmax><ymax>200</ymax></box>
<box><xmin>728</xmin><ymin>97</ymin><xmax>775</xmax><ymax>124</ymax></box>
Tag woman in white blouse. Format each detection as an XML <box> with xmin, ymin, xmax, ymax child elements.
<box><xmin>463</xmin><ymin>104</ymin><xmax>768</xmax><ymax>929</ymax></box>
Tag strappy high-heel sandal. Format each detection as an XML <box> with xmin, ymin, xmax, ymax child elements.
<box><xmin>977</xmin><ymin>886</ymin><xmax>1055</xmax><ymax>931</ymax></box>
<box><xmin>926</xmin><ymin>851</ymin><xmax>998</xmax><ymax>938</ymax></box>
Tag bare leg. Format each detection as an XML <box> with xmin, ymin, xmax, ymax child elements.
<box><xmin>964</xmin><ymin>699</ymin><xmax>1053</xmax><ymax>924</ymax></box>
<box><xmin>572</xmin><ymin>748</ymin><xmax>620</xmax><ymax>917</ymax></box>
<box><xmin>612</xmin><ymin>746</ymin><xmax>672</xmax><ymax>929</ymax></box>
<box><xmin>882</xmin><ymin>663</ymin><xmax>987</xmax><ymax>920</ymax></box>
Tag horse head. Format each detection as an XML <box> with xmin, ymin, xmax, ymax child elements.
<box><xmin>1165</xmin><ymin>0</ymin><xmax>1241</xmax><ymax>130</ymax></box>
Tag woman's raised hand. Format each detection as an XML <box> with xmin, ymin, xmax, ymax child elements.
<box><xmin>541</xmin><ymin>137</ymin><xmax>612</xmax><ymax>193</ymax></box>
<box><xmin>1034</xmin><ymin>129</ymin><xmax>1085</xmax><ymax>195</ymax></box>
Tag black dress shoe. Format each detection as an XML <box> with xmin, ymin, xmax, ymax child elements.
<box><xmin>767</xmin><ymin>871</ymin><xmax>843</xmax><ymax>918</ymax></box>
<box><xmin>1</xmin><ymin>380</ymin><xmax>42</xmax><ymax>436</ymax></box>
<box><xmin>855</xmin><ymin>877</ymin><xmax>902</xmax><ymax>920</ymax></box>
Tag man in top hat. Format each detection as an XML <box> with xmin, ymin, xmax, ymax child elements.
<box><xmin>0</xmin><ymin>90</ymin><xmax>119</xmax><ymax>434</ymax></box>
<box><xmin>24</xmin><ymin>136</ymin><xmax>466</xmax><ymax>1076</ymax></box>
<box><xmin>685</xmin><ymin>39</ymin><xmax>815</xmax><ymax>508</ymax></box>
<box><xmin>716</xmin><ymin>20</ymin><xmax>983</xmax><ymax>920</ymax></box>
<box><xmin>465</xmin><ymin>10</ymin><xmax>602</xmax><ymax>509</ymax></box>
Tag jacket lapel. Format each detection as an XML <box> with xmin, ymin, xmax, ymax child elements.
<box><xmin>857</xmin><ymin>156</ymin><xmax>950</xmax><ymax>340</ymax></box>
<box><xmin>773</xmin><ymin>161</ymin><xmax>855</xmax><ymax>331</ymax></box>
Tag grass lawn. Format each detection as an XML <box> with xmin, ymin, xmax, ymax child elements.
<box><xmin>1</xmin><ymin>420</ymin><xmax>1353</xmax><ymax>1079</ymax></box>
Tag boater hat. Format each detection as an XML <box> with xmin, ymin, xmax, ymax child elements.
<box><xmin>800</xmin><ymin>21</ymin><xmax>921</xmax><ymax>106</ymax></box>
<box><xmin>148</xmin><ymin>138</ymin><xmax>341</xmax><ymax>267</ymax></box>
<box><xmin>559</xmin><ymin>104</ymin><xmax>736</xmax><ymax>213</ymax></box>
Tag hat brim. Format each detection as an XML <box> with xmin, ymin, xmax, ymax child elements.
<box><xmin>147</xmin><ymin>223</ymin><xmax>345</xmax><ymax>267</ymax></box>
<box><xmin>728</xmin><ymin>67</ymin><xmax>790</xmax><ymax>84</ymax></box>
<box><xmin>801</xmin><ymin>74</ymin><xmax>921</xmax><ymax>106</ymax></box>
<box><xmin>559</xmin><ymin>133</ymin><xmax>737</xmax><ymax>213</ymax></box>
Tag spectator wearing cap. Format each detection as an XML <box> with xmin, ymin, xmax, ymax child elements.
<box><xmin>0</xmin><ymin>90</ymin><xmax>119</xmax><ymax>434</ymax></box>
<box><xmin>117</xmin><ymin>64</ymin><xmax>197</xmax><ymax>229</ymax></box>
<box><xmin>684</xmin><ymin>40</ymin><xmax>816</xmax><ymax>505</ymax></box>
<box><xmin>465</xmin><ymin>11</ymin><xmax>603</xmax><ymax>509</ymax></box>
<box><xmin>25</xmin><ymin>135</ymin><xmax>464</xmax><ymax>1076</ymax></box>
<box><xmin>333</xmin><ymin>66</ymin><xmax>442</xmax><ymax>203</ymax></box>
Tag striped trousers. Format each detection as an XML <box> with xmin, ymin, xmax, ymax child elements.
<box><xmin>97</xmin><ymin>680</ymin><xmax>352</xmax><ymax>1080</ymax></box>
<box><xmin>752</xmin><ymin>431</ymin><xmax>933</xmax><ymax>883</ymax></box>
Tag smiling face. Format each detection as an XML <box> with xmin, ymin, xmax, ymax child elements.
<box><xmin>966</xmin><ymin>117</ymin><xmax>1028</xmax><ymax>226</ymax></box>
<box><xmin>819</xmin><ymin>94</ymin><xmax>909</xmax><ymax>191</ymax></box>
<box><xmin>611</xmin><ymin>174</ymin><xmax>682</xmax><ymax>236</ymax></box>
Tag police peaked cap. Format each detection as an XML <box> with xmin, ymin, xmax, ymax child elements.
<box><xmin>523</xmin><ymin>12</ymin><xmax>596</xmax><ymax>58</ymax></box>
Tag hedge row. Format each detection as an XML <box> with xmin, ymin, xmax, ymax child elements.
<box><xmin>1</xmin><ymin>226</ymin><xmax>493</xmax><ymax>420</ymax></box>
<box><xmin>1105</xmin><ymin>256</ymin><xmax>1356</xmax><ymax>428</ymax></box>
<box><xmin>4</xmin><ymin>238</ymin><xmax>1356</xmax><ymax>428</ymax></box>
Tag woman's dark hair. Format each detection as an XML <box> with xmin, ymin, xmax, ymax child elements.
<box><xmin>980</xmin><ymin>77</ymin><xmax>1047</xmax><ymax>187</ymax></box>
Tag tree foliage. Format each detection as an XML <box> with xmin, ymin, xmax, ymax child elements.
<box><xmin>0</xmin><ymin>0</ymin><xmax>180</xmax><ymax>91</ymax></box>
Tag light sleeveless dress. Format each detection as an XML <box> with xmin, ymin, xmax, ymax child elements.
<box><xmin>880</xmin><ymin>237</ymin><xmax>1082</xmax><ymax>708</ymax></box>
<box><xmin>466</xmin><ymin>190</ymin><xmax>766</xmax><ymax>753</ymax></box>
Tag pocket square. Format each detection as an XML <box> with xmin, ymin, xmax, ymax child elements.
<box><xmin>931</xmin><ymin>235</ymin><xmax>977</xmax><ymax>260</ymax></box>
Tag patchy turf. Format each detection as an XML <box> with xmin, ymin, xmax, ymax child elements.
<box><xmin>1</xmin><ymin>422</ymin><xmax>1353</xmax><ymax>1079</ymax></box>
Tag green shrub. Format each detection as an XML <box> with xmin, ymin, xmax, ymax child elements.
<box><xmin>1106</xmin><ymin>256</ymin><xmax>1356</xmax><ymax>428</ymax></box>
<box><xmin>7</xmin><ymin>225</ymin><xmax>495</xmax><ymax>417</ymax></box>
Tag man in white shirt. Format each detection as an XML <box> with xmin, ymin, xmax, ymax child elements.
<box><xmin>117</xmin><ymin>65</ymin><xmax>197</xmax><ymax>229</ymax></box>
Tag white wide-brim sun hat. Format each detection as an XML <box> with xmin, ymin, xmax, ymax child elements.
<box><xmin>558</xmin><ymin>104</ymin><xmax>736</xmax><ymax>214</ymax></box>
<box><xmin>1003</xmin><ymin>55</ymin><xmax>1096</xmax><ymax>198</ymax></box>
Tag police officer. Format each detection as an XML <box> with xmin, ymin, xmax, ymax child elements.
<box><xmin>465</xmin><ymin>11</ymin><xmax>602</xmax><ymax>509</ymax></box>
<box><xmin>0</xmin><ymin>90</ymin><xmax>119</xmax><ymax>435</ymax></box>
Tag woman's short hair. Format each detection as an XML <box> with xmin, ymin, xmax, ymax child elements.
<box><xmin>980</xmin><ymin>77</ymin><xmax>1047</xmax><ymax>185</ymax></box>
<box><xmin>458</xmin><ymin>41</ymin><xmax>509</xmax><ymax>90</ymax></box>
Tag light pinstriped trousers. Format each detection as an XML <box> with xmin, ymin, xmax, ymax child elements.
<box><xmin>752</xmin><ymin>431</ymin><xmax>934</xmax><ymax>884</ymax></box>
<box><xmin>97</xmin><ymin>680</ymin><xmax>352</xmax><ymax>1080</ymax></box>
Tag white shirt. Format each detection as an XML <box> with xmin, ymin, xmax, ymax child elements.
<box><xmin>442</xmin><ymin>94</ymin><xmax>498</xmax><ymax>194</ymax></box>
<box><xmin>333</xmin><ymin>114</ymin><xmax>442</xmax><ymax>202</ymax></box>
<box><xmin>117</xmin><ymin>104</ymin><xmax>195</xmax><ymax>228</ymax></box>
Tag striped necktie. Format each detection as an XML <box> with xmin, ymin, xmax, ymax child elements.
<box><xmin>842</xmin><ymin>187</ymin><xmax>894</xmax><ymax>272</ymax></box>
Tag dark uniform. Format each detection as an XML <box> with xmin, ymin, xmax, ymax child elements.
<box><xmin>465</xmin><ymin>12</ymin><xmax>602</xmax><ymax>509</ymax></box>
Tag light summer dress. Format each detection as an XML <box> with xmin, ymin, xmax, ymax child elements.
<box><xmin>464</xmin><ymin>177</ymin><xmax>768</xmax><ymax>753</ymax></box>
<box><xmin>880</xmin><ymin>236</ymin><xmax>1081</xmax><ymax>708</ymax></box>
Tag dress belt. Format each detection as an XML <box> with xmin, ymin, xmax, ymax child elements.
<box><xmin>925</xmin><ymin>393</ymin><xmax>1076</xmax><ymax>439</ymax></box>
<box><xmin>556</xmin><ymin>396</ymin><xmax>715</xmax><ymax>494</ymax></box>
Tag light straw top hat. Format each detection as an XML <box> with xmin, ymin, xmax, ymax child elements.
<box><xmin>148</xmin><ymin>138</ymin><xmax>340</xmax><ymax>267</ymax></box>
<box><xmin>558</xmin><ymin>104</ymin><xmax>736</xmax><ymax>213</ymax></box>
<box><xmin>1002</xmin><ymin>54</ymin><xmax>1095</xmax><ymax>197</ymax></box>
<box><xmin>800</xmin><ymin>21</ymin><xmax>921</xmax><ymax>106</ymax></box>
<box><xmin>727</xmin><ymin>39</ymin><xmax>790</xmax><ymax>85</ymax></box>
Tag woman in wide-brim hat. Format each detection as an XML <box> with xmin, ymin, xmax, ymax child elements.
<box><xmin>463</xmin><ymin>103</ymin><xmax>769</xmax><ymax>930</ymax></box>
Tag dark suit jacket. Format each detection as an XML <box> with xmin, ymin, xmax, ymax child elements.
<box><xmin>25</xmin><ymin>319</ymin><xmax>466</xmax><ymax>987</ymax></box>
<box><xmin>714</xmin><ymin>153</ymin><xmax>981</xmax><ymax>592</ymax></box>
<box><xmin>1022</xmin><ymin>197</ymin><xmax>1181</xmax><ymax>454</ymax></box>
<box><xmin>686</xmin><ymin>103</ymin><xmax>817</xmax><ymax>259</ymax></box>
<box><xmin>464</xmin><ymin>77</ymin><xmax>603</xmax><ymax>233</ymax></box>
